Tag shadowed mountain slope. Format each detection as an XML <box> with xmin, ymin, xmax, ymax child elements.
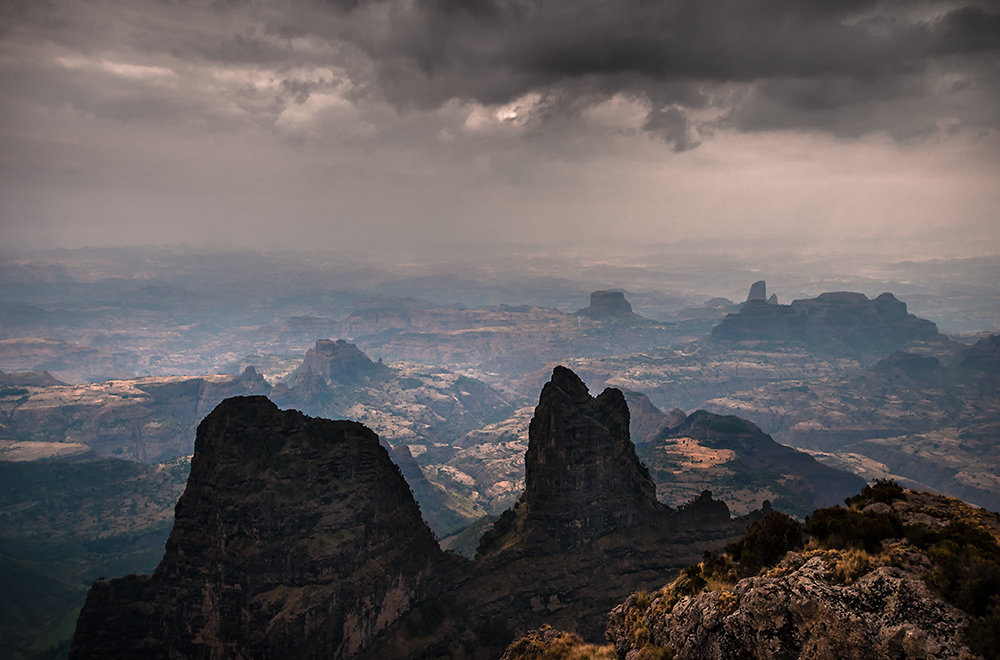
<box><xmin>70</xmin><ymin>397</ymin><xmax>464</xmax><ymax>660</ymax></box>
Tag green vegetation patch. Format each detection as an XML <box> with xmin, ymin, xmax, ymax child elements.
<box><xmin>906</xmin><ymin>519</ymin><xmax>1000</xmax><ymax>659</ymax></box>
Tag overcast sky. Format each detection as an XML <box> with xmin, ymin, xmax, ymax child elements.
<box><xmin>1</xmin><ymin>0</ymin><xmax>998</xmax><ymax>260</ymax></box>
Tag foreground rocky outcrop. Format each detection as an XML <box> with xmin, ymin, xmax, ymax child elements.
<box><xmin>604</xmin><ymin>487</ymin><xmax>999</xmax><ymax>660</ymax></box>
<box><xmin>508</xmin><ymin>485</ymin><xmax>1000</xmax><ymax>660</ymax></box>
<box><xmin>70</xmin><ymin>396</ymin><xmax>463</xmax><ymax>660</ymax></box>
<box><xmin>608</xmin><ymin>550</ymin><xmax>970</xmax><ymax>660</ymax></box>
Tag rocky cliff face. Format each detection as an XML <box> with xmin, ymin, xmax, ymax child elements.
<box><xmin>70</xmin><ymin>396</ymin><xmax>461</xmax><ymax>660</ymax></box>
<box><xmin>712</xmin><ymin>291</ymin><xmax>944</xmax><ymax>355</ymax></box>
<box><xmin>485</xmin><ymin>366</ymin><xmax>664</xmax><ymax>555</ymax></box>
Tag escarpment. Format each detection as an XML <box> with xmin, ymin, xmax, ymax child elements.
<box><xmin>70</xmin><ymin>396</ymin><xmax>463</xmax><ymax>660</ymax></box>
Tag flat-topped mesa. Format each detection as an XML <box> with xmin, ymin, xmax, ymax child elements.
<box><xmin>70</xmin><ymin>396</ymin><xmax>458</xmax><ymax>660</ymax></box>
<box><xmin>486</xmin><ymin>367</ymin><xmax>664</xmax><ymax>556</ymax></box>
<box><xmin>576</xmin><ymin>290</ymin><xmax>637</xmax><ymax>318</ymax></box>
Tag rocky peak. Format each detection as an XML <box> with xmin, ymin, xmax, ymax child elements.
<box><xmin>70</xmin><ymin>396</ymin><xmax>460</xmax><ymax>660</ymax></box>
<box><xmin>291</xmin><ymin>339</ymin><xmax>390</xmax><ymax>385</ymax></box>
<box><xmin>872</xmin><ymin>291</ymin><xmax>907</xmax><ymax>321</ymax></box>
<box><xmin>746</xmin><ymin>280</ymin><xmax>767</xmax><ymax>302</ymax></box>
<box><xmin>576</xmin><ymin>290</ymin><xmax>636</xmax><ymax>318</ymax></box>
<box><xmin>494</xmin><ymin>366</ymin><xmax>663</xmax><ymax>555</ymax></box>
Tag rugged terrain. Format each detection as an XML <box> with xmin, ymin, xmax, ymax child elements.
<box><xmin>507</xmin><ymin>483</ymin><xmax>1000</xmax><ymax>660</ymax></box>
<box><xmin>70</xmin><ymin>368</ymin><xmax>767</xmax><ymax>659</ymax></box>
<box><xmin>704</xmin><ymin>334</ymin><xmax>1000</xmax><ymax>510</ymax></box>
<box><xmin>638</xmin><ymin>410</ymin><xmax>866</xmax><ymax>518</ymax></box>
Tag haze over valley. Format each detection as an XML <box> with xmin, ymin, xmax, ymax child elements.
<box><xmin>1</xmin><ymin>0</ymin><xmax>998</xmax><ymax>657</ymax></box>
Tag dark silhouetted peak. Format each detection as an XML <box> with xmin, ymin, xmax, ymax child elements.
<box><xmin>488</xmin><ymin>366</ymin><xmax>662</xmax><ymax>556</ymax></box>
<box><xmin>576</xmin><ymin>290</ymin><xmax>636</xmax><ymax>318</ymax></box>
<box><xmin>291</xmin><ymin>339</ymin><xmax>390</xmax><ymax>385</ymax></box>
<box><xmin>767</xmin><ymin>293</ymin><xmax>778</xmax><ymax>305</ymax></box>
<box><xmin>677</xmin><ymin>489</ymin><xmax>730</xmax><ymax>522</ymax></box>
<box><xmin>70</xmin><ymin>396</ymin><xmax>458</xmax><ymax>660</ymax></box>
<box><xmin>746</xmin><ymin>280</ymin><xmax>767</xmax><ymax>302</ymax></box>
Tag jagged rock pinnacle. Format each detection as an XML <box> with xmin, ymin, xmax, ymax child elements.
<box><xmin>746</xmin><ymin>280</ymin><xmax>767</xmax><ymax>302</ymax></box>
<box><xmin>502</xmin><ymin>366</ymin><xmax>663</xmax><ymax>554</ymax></box>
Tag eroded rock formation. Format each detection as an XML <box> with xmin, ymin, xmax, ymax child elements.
<box><xmin>70</xmin><ymin>396</ymin><xmax>461</xmax><ymax>660</ymax></box>
<box><xmin>746</xmin><ymin>280</ymin><xmax>767</xmax><ymax>302</ymax></box>
<box><xmin>484</xmin><ymin>366</ymin><xmax>664</xmax><ymax>555</ymax></box>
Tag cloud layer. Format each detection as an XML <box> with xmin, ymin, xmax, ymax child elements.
<box><xmin>1</xmin><ymin>0</ymin><xmax>997</xmax><ymax>255</ymax></box>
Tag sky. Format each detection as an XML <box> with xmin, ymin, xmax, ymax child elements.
<box><xmin>1</xmin><ymin>0</ymin><xmax>998</xmax><ymax>260</ymax></box>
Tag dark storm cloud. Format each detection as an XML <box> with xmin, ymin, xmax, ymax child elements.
<box><xmin>264</xmin><ymin>0</ymin><xmax>1000</xmax><ymax>146</ymax></box>
<box><xmin>2</xmin><ymin>0</ymin><xmax>997</xmax><ymax>150</ymax></box>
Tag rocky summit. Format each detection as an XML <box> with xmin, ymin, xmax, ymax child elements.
<box><xmin>69</xmin><ymin>396</ymin><xmax>460</xmax><ymax>660</ymax></box>
<box><xmin>513</xmin><ymin>366</ymin><xmax>663</xmax><ymax>552</ymax></box>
